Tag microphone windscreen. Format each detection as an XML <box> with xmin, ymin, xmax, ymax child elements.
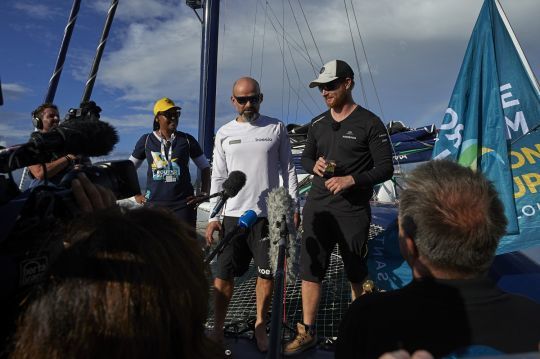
<box><xmin>223</xmin><ymin>171</ymin><xmax>246</xmax><ymax>197</ymax></box>
<box><xmin>60</xmin><ymin>119</ymin><xmax>119</xmax><ymax>156</ymax></box>
<box><xmin>31</xmin><ymin>119</ymin><xmax>118</xmax><ymax>157</ymax></box>
<box><xmin>266</xmin><ymin>187</ymin><xmax>300</xmax><ymax>283</ymax></box>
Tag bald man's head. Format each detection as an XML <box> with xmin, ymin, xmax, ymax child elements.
<box><xmin>231</xmin><ymin>77</ymin><xmax>263</xmax><ymax>122</ymax></box>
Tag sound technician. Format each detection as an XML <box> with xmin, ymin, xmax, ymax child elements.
<box><xmin>27</xmin><ymin>103</ymin><xmax>90</xmax><ymax>188</ymax></box>
<box><xmin>205</xmin><ymin>77</ymin><xmax>299</xmax><ymax>353</ymax></box>
<box><xmin>284</xmin><ymin>60</ymin><xmax>394</xmax><ymax>355</ymax></box>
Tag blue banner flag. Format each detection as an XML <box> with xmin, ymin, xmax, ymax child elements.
<box><xmin>432</xmin><ymin>0</ymin><xmax>540</xmax><ymax>253</ymax></box>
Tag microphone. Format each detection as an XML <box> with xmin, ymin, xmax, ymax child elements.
<box><xmin>0</xmin><ymin>119</ymin><xmax>118</xmax><ymax>173</ymax></box>
<box><xmin>266</xmin><ymin>186</ymin><xmax>299</xmax><ymax>283</ymax></box>
<box><xmin>30</xmin><ymin>118</ymin><xmax>118</xmax><ymax>156</ymax></box>
<box><xmin>209</xmin><ymin>170</ymin><xmax>246</xmax><ymax>218</ymax></box>
<box><xmin>331</xmin><ymin>121</ymin><xmax>341</xmax><ymax>131</ymax></box>
<box><xmin>204</xmin><ymin>210</ymin><xmax>257</xmax><ymax>264</ymax></box>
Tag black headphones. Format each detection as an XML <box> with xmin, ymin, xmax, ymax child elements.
<box><xmin>31</xmin><ymin>108</ymin><xmax>43</xmax><ymax>130</ymax></box>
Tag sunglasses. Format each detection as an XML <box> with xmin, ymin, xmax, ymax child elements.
<box><xmin>318</xmin><ymin>78</ymin><xmax>345</xmax><ymax>93</ymax></box>
<box><xmin>161</xmin><ymin>109</ymin><xmax>181</xmax><ymax>119</ymax></box>
<box><xmin>234</xmin><ymin>95</ymin><xmax>261</xmax><ymax>105</ymax></box>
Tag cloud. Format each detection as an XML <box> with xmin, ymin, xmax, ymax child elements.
<box><xmin>1</xmin><ymin>83</ymin><xmax>32</xmax><ymax>100</ymax></box>
<box><xmin>13</xmin><ymin>2</ymin><xmax>62</xmax><ymax>20</ymax></box>
<box><xmin>81</xmin><ymin>0</ymin><xmax>539</xmax><ymax>132</ymax></box>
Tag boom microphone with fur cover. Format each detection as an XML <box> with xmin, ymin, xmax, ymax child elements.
<box><xmin>266</xmin><ymin>186</ymin><xmax>300</xmax><ymax>283</ymax></box>
<box><xmin>0</xmin><ymin>119</ymin><xmax>118</xmax><ymax>172</ymax></box>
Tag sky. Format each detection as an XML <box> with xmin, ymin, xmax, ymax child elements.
<box><xmin>1</xmin><ymin>0</ymin><xmax>539</xmax><ymax>161</ymax></box>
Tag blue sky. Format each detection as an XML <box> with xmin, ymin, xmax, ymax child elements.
<box><xmin>1</xmin><ymin>0</ymin><xmax>539</xmax><ymax>160</ymax></box>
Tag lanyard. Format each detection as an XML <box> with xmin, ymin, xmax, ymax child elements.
<box><xmin>157</xmin><ymin>131</ymin><xmax>175</xmax><ymax>170</ymax></box>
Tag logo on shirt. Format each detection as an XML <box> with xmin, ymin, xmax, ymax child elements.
<box><xmin>255</xmin><ymin>137</ymin><xmax>272</xmax><ymax>142</ymax></box>
<box><xmin>342</xmin><ymin>130</ymin><xmax>356</xmax><ymax>140</ymax></box>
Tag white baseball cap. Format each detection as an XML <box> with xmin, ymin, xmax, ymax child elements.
<box><xmin>309</xmin><ymin>60</ymin><xmax>355</xmax><ymax>88</ymax></box>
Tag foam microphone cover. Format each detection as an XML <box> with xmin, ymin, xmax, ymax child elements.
<box><xmin>31</xmin><ymin>119</ymin><xmax>119</xmax><ymax>157</ymax></box>
<box><xmin>222</xmin><ymin>170</ymin><xmax>246</xmax><ymax>197</ymax></box>
<box><xmin>266</xmin><ymin>186</ymin><xmax>300</xmax><ymax>283</ymax></box>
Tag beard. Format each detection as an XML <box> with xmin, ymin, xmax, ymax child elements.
<box><xmin>241</xmin><ymin>109</ymin><xmax>259</xmax><ymax>122</ymax></box>
<box><xmin>325</xmin><ymin>92</ymin><xmax>347</xmax><ymax>109</ymax></box>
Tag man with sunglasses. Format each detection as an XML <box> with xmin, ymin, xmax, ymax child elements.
<box><xmin>129</xmin><ymin>97</ymin><xmax>210</xmax><ymax>229</ymax></box>
<box><xmin>205</xmin><ymin>77</ymin><xmax>299</xmax><ymax>353</ymax></box>
<box><xmin>284</xmin><ymin>60</ymin><xmax>394</xmax><ymax>355</ymax></box>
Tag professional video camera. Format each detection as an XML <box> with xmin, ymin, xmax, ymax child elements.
<box><xmin>63</xmin><ymin>100</ymin><xmax>102</xmax><ymax>122</ymax></box>
<box><xmin>0</xmin><ymin>102</ymin><xmax>140</xmax><ymax>305</ymax></box>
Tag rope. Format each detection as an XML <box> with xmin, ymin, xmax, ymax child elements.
<box><xmin>282</xmin><ymin>0</ymin><xmax>288</xmax><ymax>123</ymax></box>
<box><xmin>297</xmin><ymin>0</ymin><xmax>324</xmax><ymax>65</ymax></box>
<box><xmin>249</xmin><ymin>0</ymin><xmax>259</xmax><ymax>76</ymax></box>
<box><xmin>259</xmin><ymin>1</ymin><xmax>269</xmax><ymax>82</ymax></box>
<box><xmin>343</xmin><ymin>0</ymin><xmax>369</xmax><ymax>108</ymax></box>
<box><xmin>350</xmin><ymin>0</ymin><xmax>385</xmax><ymax>120</ymax></box>
<box><xmin>287</xmin><ymin>0</ymin><xmax>318</xmax><ymax>76</ymax></box>
<box><xmin>261</xmin><ymin>0</ymin><xmax>315</xmax><ymax>67</ymax></box>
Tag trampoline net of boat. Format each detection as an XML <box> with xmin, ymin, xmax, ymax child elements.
<box><xmin>206</xmin><ymin>223</ymin><xmax>385</xmax><ymax>340</ymax></box>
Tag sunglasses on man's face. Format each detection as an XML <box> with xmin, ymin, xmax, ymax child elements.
<box><xmin>234</xmin><ymin>95</ymin><xmax>261</xmax><ymax>105</ymax></box>
<box><xmin>318</xmin><ymin>78</ymin><xmax>345</xmax><ymax>93</ymax></box>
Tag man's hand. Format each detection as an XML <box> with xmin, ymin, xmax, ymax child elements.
<box><xmin>293</xmin><ymin>212</ymin><xmax>301</xmax><ymax>229</ymax></box>
<box><xmin>313</xmin><ymin>156</ymin><xmax>327</xmax><ymax>177</ymax></box>
<box><xmin>205</xmin><ymin>221</ymin><xmax>222</xmax><ymax>247</ymax></box>
<box><xmin>134</xmin><ymin>193</ymin><xmax>146</xmax><ymax>205</ymax></box>
<box><xmin>325</xmin><ymin>175</ymin><xmax>355</xmax><ymax>195</ymax></box>
<box><xmin>71</xmin><ymin>172</ymin><xmax>116</xmax><ymax>213</ymax></box>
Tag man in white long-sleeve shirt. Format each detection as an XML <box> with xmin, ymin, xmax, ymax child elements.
<box><xmin>206</xmin><ymin>77</ymin><xmax>299</xmax><ymax>353</ymax></box>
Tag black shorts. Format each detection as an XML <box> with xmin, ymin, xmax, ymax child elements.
<box><xmin>300</xmin><ymin>204</ymin><xmax>371</xmax><ymax>283</ymax></box>
<box><xmin>215</xmin><ymin>216</ymin><xmax>272</xmax><ymax>280</ymax></box>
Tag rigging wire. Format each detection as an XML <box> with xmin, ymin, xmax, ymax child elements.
<box><xmin>268</xmin><ymin>15</ymin><xmax>317</xmax><ymax>118</ymax></box>
<box><xmin>260</xmin><ymin>1</ymin><xmax>269</xmax><ymax>82</ymax></box>
<box><xmin>260</xmin><ymin>0</ymin><xmax>317</xmax><ymax>68</ymax></box>
<box><xmin>286</xmin><ymin>40</ymin><xmax>320</xmax><ymax>119</ymax></box>
<box><xmin>287</xmin><ymin>0</ymin><xmax>318</xmax><ymax>76</ymax></box>
<box><xmin>350</xmin><ymin>0</ymin><xmax>385</xmax><ymax>120</ymax></box>
<box><xmin>343</xmin><ymin>0</ymin><xmax>369</xmax><ymax>108</ymax></box>
<box><xmin>282</xmin><ymin>0</ymin><xmax>288</xmax><ymax>123</ymax></box>
<box><xmin>297</xmin><ymin>0</ymin><xmax>324</xmax><ymax>66</ymax></box>
<box><xmin>249</xmin><ymin>0</ymin><xmax>259</xmax><ymax>76</ymax></box>
<box><xmin>286</xmin><ymin>40</ymin><xmax>324</xmax><ymax>115</ymax></box>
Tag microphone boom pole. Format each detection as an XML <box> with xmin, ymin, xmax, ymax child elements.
<box><xmin>266</xmin><ymin>215</ymin><xmax>288</xmax><ymax>359</ymax></box>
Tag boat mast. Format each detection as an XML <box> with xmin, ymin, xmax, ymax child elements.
<box><xmin>186</xmin><ymin>0</ymin><xmax>219</xmax><ymax>159</ymax></box>
<box><xmin>188</xmin><ymin>0</ymin><xmax>220</xmax><ymax>160</ymax></box>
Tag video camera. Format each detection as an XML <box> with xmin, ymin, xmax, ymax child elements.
<box><xmin>0</xmin><ymin>102</ymin><xmax>140</xmax><ymax>303</ymax></box>
<box><xmin>63</xmin><ymin>100</ymin><xmax>102</xmax><ymax>122</ymax></box>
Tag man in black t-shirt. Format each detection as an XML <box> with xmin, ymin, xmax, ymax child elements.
<box><xmin>336</xmin><ymin>160</ymin><xmax>540</xmax><ymax>358</ymax></box>
<box><xmin>284</xmin><ymin>60</ymin><xmax>394</xmax><ymax>355</ymax></box>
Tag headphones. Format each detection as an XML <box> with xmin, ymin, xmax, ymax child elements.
<box><xmin>31</xmin><ymin>108</ymin><xmax>43</xmax><ymax>130</ymax></box>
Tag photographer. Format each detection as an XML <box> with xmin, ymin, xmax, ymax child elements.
<box><xmin>27</xmin><ymin>103</ymin><xmax>90</xmax><ymax>188</ymax></box>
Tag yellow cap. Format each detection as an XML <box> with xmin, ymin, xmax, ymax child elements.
<box><xmin>153</xmin><ymin>97</ymin><xmax>180</xmax><ymax>116</ymax></box>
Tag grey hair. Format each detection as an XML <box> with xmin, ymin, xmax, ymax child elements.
<box><xmin>399</xmin><ymin>160</ymin><xmax>507</xmax><ymax>275</ymax></box>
